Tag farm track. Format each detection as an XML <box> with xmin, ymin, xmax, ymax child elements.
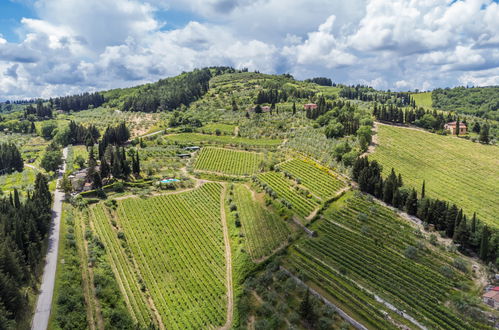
<box><xmin>220</xmin><ymin>184</ymin><xmax>234</xmax><ymax>329</ymax></box>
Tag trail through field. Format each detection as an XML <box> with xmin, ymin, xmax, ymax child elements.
<box><xmin>32</xmin><ymin>147</ymin><xmax>68</xmax><ymax>330</ymax></box>
<box><xmin>360</xmin><ymin>122</ymin><xmax>379</xmax><ymax>158</ymax></box>
<box><xmin>220</xmin><ymin>184</ymin><xmax>234</xmax><ymax>330</ymax></box>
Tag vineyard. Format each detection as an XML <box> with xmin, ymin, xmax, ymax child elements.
<box><xmin>231</xmin><ymin>184</ymin><xmax>290</xmax><ymax>260</ymax></box>
<box><xmin>287</xmin><ymin>192</ymin><xmax>480</xmax><ymax>329</ymax></box>
<box><xmin>255</xmin><ymin>171</ymin><xmax>320</xmax><ymax>219</ymax></box>
<box><xmin>164</xmin><ymin>133</ymin><xmax>282</xmax><ymax>148</ymax></box>
<box><xmin>194</xmin><ymin>147</ymin><xmax>262</xmax><ymax>176</ymax></box>
<box><xmin>91</xmin><ymin>183</ymin><xmax>229</xmax><ymax>329</ymax></box>
<box><xmin>277</xmin><ymin>159</ymin><xmax>346</xmax><ymax>200</ymax></box>
<box><xmin>370</xmin><ymin>124</ymin><xmax>499</xmax><ymax>227</ymax></box>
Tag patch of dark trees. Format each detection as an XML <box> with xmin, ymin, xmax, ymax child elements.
<box><xmin>305</xmin><ymin>77</ymin><xmax>333</xmax><ymax>86</ymax></box>
<box><xmin>67</xmin><ymin>121</ymin><xmax>100</xmax><ymax>146</ymax></box>
<box><xmin>340</xmin><ymin>85</ymin><xmax>411</xmax><ymax>106</ymax></box>
<box><xmin>52</xmin><ymin>92</ymin><xmax>105</xmax><ymax>112</ymax></box>
<box><xmin>0</xmin><ymin>174</ymin><xmax>53</xmax><ymax>328</ymax></box>
<box><xmin>353</xmin><ymin>157</ymin><xmax>497</xmax><ymax>263</ymax></box>
<box><xmin>23</xmin><ymin>101</ymin><xmax>53</xmax><ymax>120</ymax></box>
<box><xmin>0</xmin><ymin>143</ymin><xmax>23</xmax><ymax>174</ymax></box>
<box><xmin>310</xmin><ymin>98</ymin><xmax>363</xmax><ymax>137</ymax></box>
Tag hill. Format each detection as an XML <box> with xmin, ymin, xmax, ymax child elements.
<box><xmin>432</xmin><ymin>86</ymin><xmax>499</xmax><ymax>120</ymax></box>
<box><xmin>370</xmin><ymin>123</ymin><xmax>499</xmax><ymax>227</ymax></box>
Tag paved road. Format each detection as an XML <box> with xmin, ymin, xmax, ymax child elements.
<box><xmin>32</xmin><ymin>147</ymin><xmax>68</xmax><ymax>330</ymax></box>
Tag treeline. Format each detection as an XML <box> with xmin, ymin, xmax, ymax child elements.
<box><xmin>67</xmin><ymin>121</ymin><xmax>100</xmax><ymax>146</ymax></box>
<box><xmin>23</xmin><ymin>101</ymin><xmax>53</xmax><ymax>120</ymax></box>
<box><xmin>340</xmin><ymin>85</ymin><xmax>411</xmax><ymax>106</ymax></box>
<box><xmin>0</xmin><ymin>174</ymin><xmax>53</xmax><ymax>328</ymax></box>
<box><xmin>0</xmin><ymin>143</ymin><xmax>23</xmax><ymax>174</ymax></box>
<box><xmin>353</xmin><ymin>157</ymin><xmax>497</xmax><ymax>263</ymax></box>
<box><xmin>305</xmin><ymin>77</ymin><xmax>333</xmax><ymax>86</ymax></box>
<box><xmin>432</xmin><ymin>86</ymin><xmax>499</xmax><ymax>120</ymax></box>
<box><xmin>121</xmin><ymin>68</ymin><xmax>215</xmax><ymax>112</ymax></box>
<box><xmin>52</xmin><ymin>92</ymin><xmax>105</xmax><ymax>112</ymax></box>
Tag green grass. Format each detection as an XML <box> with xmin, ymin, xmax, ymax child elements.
<box><xmin>91</xmin><ymin>183</ymin><xmax>229</xmax><ymax>328</ymax></box>
<box><xmin>287</xmin><ymin>191</ymin><xmax>480</xmax><ymax>330</ymax></box>
<box><xmin>411</xmin><ymin>92</ymin><xmax>433</xmax><ymax>108</ymax></box>
<box><xmin>198</xmin><ymin>123</ymin><xmax>236</xmax><ymax>135</ymax></box>
<box><xmin>277</xmin><ymin>159</ymin><xmax>346</xmax><ymax>200</ymax></box>
<box><xmin>164</xmin><ymin>133</ymin><xmax>282</xmax><ymax>148</ymax></box>
<box><xmin>231</xmin><ymin>184</ymin><xmax>290</xmax><ymax>260</ymax></box>
<box><xmin>370</xmin><ymin>124</ymin><xmax>499</xmax><ymax>227</ymax></box>
<box><xmin>194</xmin><ymin>147</ymin><xmax>262</xmax><ymax>176</ymax></box>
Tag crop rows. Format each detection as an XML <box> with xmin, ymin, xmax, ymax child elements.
<box><xmin>290</xmin><ymin>194</ymin><xmax>474</xmax><ymax>329</ymax></box>
<box><xmin>164</xmin><ymin>133</ymin><xmax>283</xmax><ymax>147</ymax></box>
<box><xmin>370</xmin><ymin>124</ymin><xmax>499</xmax><ymax>227</ymax></box>
<box><xmin>256</xmin><ymin>172</ymin><xmax>319</xmax><ymax>218</ymax></box>
<box><xmin>92</xmin><ymin>183</ymin><xmax>228</xmax><ymax>329</ymax></box>
<box><xmin>194</xmin><ymin>147</ymin><xmax>262</xmax><ymax>176</ymax></box>
<box><xmin>278</xmin><ymin>159</ymin><xmax>345</xmax><ymax>200</ymax></box>
<box><xmin>232</xmin><ymin>184</ymin><xmax>289</xmax><ymax>260</ymax></box>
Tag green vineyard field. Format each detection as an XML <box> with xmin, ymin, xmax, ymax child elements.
<box><xmin>194</xmin><ymin>147</ymin><xmax>262</xmax><ymax>176</ymax></box>
<box><xmin>278</xmin><ymin>159</ymin><xmax>346</xmax><ymax>200</ymax></box>
<box><xmin>91</xmin><ymin>183</ymin><xmax>229</xmax><ymax>329</ymax></box>
<box><xmin>232</xmin><ymin>184</ymin><xmax>290</xmax><ymax>260</ymax></box>
<box><xmin>164</xmin><ymin>133</ymin><xmax>282</xmax><ymax>147</ymax></box>
<box><xmin>288</xmin><ymin>192</ymin><xmax>479</xmax><ymax>329</ymax></box>
<box><xmin>370</xmin><ymin>124</ymin><xmax>499</xmax><ymax>227</ymax></box>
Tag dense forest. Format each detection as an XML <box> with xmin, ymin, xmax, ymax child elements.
<box><xmin>52</xmin><ymin>92</ymin><xmax>105</xmax><ymax>112</ymax></box>
<box><xmin>340</xmin><ymin>85</ymin><xmax>411</xmax><ymax>106</ymax></box>
<box><xmin>0</xmin><ymin>174</ymin><xmax>52</xmax><ymax>328</ymax></box>
<box><xmin>432</xmin><ymin>87</ymin><xmax>499</xmax><ymax>120</ymax></box>
<box><xmin>0</xmin><ymin>143</ymin><xmax>24</xmax><ymax>174</ymax></box>
<box><xmin>304</xmin><ymin>77</ymin><xmax>333</xmax><ymax>86</ymax></box>
<box><xmin>23</xmin><ymin>101</ymin><xmax>53</xmax><ymax>120</ymax></box>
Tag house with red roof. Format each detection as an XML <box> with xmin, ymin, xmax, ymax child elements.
<box><xmin>444</xmin><ymin>121</ymin><xmax>467</xmax><ymax>135</ymax></box>
<box><xmin>483</xmin><ymin>288</ymin><xmax>499</xmax><ymax>309</ymax></box>
<box><xmin>303</xmin><ymin>103</ymin><xmax>318</xmax><ymax>110</ymax></box>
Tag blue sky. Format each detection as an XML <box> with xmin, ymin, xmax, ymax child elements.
<box><xmin>0</xmin><ymin>0</ymin><xmax>498</xmax><ymax>99</ymax></box>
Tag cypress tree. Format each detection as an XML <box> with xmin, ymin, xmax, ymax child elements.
<box><xmin>454</xmin><ymin>215</ymin><xmax>469</xmax><ymax>250</ymax></box>
<box><xmin>421</xmin><ymin>180</ymin><xmax>425</xmax><ymax>199</ymax></box>
<box><xmin>455</xmin><ymin>117</ymin><xmax>460</xmax><ymax>136</ymax></box>
<box><xmin>292</xmin><ymin>102</ymin><xmax>296</xmax><ymax>115</ymax></box>
<box><xmin>470</xmin><ymin>212</ymin><xmax>477</xmax><ymax>234</ymax></box>
<box><xmin>405</xmin><ymin>189</ymin><xmax>418</xmax><ymax>215</ymax></box>
<box><xmin>13</xmin><ymin>189</ymin><xmax>20</xmax><ymax>209</ymax></box>
<box><xmin>445</xmin><ymin>205</ymin><xmax>458</xmax><ymax>238</ymax></box>
<box><xmin>479</xmin><ymin>226</ymin><xmax>490</xmax><ymax>261</ymax></box>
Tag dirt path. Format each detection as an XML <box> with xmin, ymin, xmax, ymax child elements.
<box><xmin>360</xmin><ymin>121</ymin><xmax>379</xmax><ymax>158</ymax></box>
<box><xmin>220</xmin><ymin>184</ymin><xmax>234</xmax><ymax>330</ymax></box>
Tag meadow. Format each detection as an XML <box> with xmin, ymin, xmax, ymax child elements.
<box><xmin>411</xmin><ymin>92</ymin><xmax>433</xmax><ymax>108</ymax></box>
<box><xmin>370</xmin><ymin>124</ymin><xmax>499</xmax><ymax>227</ymax></box>
<box><xmin>194</xmin><ymin>147</ymin><xmax>262</xmax><ymax>176</ymax></box>
<box><xmin>91</xmin><ymin>183</ymin><xmax>229</xmax><ymax>329</ymax></box>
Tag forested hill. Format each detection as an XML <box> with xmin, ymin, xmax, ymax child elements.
<box><xmin>102</xmin><ymin>66</ymin><xmax>244</xmax><ymax>112</ymax></box>
<box><xmin>432</xmin><ymin>86</ymin><xmax>499</xmax><ymax>120</ymax></box>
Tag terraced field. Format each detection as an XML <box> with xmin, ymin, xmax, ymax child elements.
<box><xmin>255</xmin><ymin>171</ymin><xmax>320</xmax><ymax>219</ymax></box>
<box><xmin>278</xmin><ymin>159</ymin><xmax>346</xmax><ymax>200</ymax></box>
<box><xmin>194</xmin><ymin>147</ymin><xmax>262</xmax><ymax>176</ymax></box>
<box><xmin>164</xmin><ymin>133</ymin><xmax>282</xmax><ymax>147</ymax></box>
<box><xmin>91</xmin><ymin>183</ymin><xmax>229</xmax><ymax>329</ymax></box>
<box><xmin>231</xmin><ymin>184</ymin><xmax>290</xmax><ymax>260</ymax></box>
<box><xmin>287</xmin><ymin>192</ymin><xmax>480</xmax><ymax>330</ymax></box>
<box><xmin>370</xmin><ymin>124</ymin><xmax>499</xmax><ymax>227</ymax></box>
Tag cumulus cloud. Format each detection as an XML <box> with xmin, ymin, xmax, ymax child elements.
<box><xmin>0</xmin><ymin>0</ymin><xmax>498</xmax><ymax>99</ymax></box>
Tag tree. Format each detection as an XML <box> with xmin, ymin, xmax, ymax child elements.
<box><xmin>231</xmin><ymin>99</ymin><xmax>238</xmax><ymax>111</ymax></box>
<box><xmin>446</xmin><ymin>205</ymin><xmax>458</xmax><ymax>238</ymax></box>
<box><xmin>479</xmin><ymin>124</ymin><xmax>489</xmax><ymax>144</ymax></box>
<box><xmin>254</xmin><ymin>105</ymin><xmax>262</xmax><ymax>114</ymax></box>
<box><xmin>324</xmin><ymin>120</ymin><xmax>344</xmax><ymax>139</ymax></box>
<box><xmin>455</xmin><ymin>117</ymin><xmax>460</xmax><ymax>136</ymax></box>
<box><xmin>454</xmin><ymin>215</ymin><xmax>469</xmax><ymax>250</ymax></box>
<box><xmin>405</xmin><ymin>189</ymin><xmax>418</xmax><ymax>215</ymax></box>
<box><xmin>41</xmin><ymin>122</ymin><xmax>58</xmax><ymax>140</ymax></box>
<box><xmin>479</xmin><ymin>226</ymin><xmax>490</xmax><ymax>261</ymax></box>
<box><xmin>292</xmin><ymin>102</ymin><xmax>296</xmax><ymax>115</ymax></box>
<box><xmin>299</xmin><ymin>289</ymin><xmax>316</xmax><ymax>325</ymax></box>
<box><xmin>421</xmin><ymin>180</ymin><xmax>425</xmax><ymax>199</ymax></box>
<box><xmin>41</xmin><ymin>150</ymin><xmax>63</xmax><ymax>173</ymax></box>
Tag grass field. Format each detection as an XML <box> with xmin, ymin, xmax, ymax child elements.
<box><xmin>91</xmin><ymin>183</ymin><xmax>229</xmax><ymax>328</ymax></box>
<box><xmin>231</xmin><ymin>184</ymin><xmax>289</xmax><ymax>260</ymax></box>
<box><xmin>278</xmin><ymin>159</ymin><xmax>346</xmax><ymax>200</ymax></box>
<box><xmin>411</xmin><ymin>92</ymin><xmax>433</xmax><ymax>108</ymax></box>
<box><xmin>370</xmin><ymin>124</ymin><xmax>499</xmax><ymax>227</ymax></box>
<box><xmin>198</xmin><ymin>123</ymin><xmax>236</xmax><ymax>135</ymax></box>
<box><xmin>287</xmin><ymin>192</ymin><xmax>481</xmax><ymax>330</ymax></box>
<box><xmin>194</xmin><ymin>147</ymin><xmax>262</xmax><ymax>176</ymax></box>
<box><xmin>164</xmin><ymin>133</ymin><xmax>282</xmax><ymax>148</ymax></box>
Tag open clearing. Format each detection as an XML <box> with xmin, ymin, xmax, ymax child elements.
<box><xmin>411</xmin><ymin>92</ymin><xmax>433</xmax><ymax>108</ymax></box>
<box><xmin>370</xmin><ymin>124</ymin><xmax>499</xmax><ymax>227</ymax></box>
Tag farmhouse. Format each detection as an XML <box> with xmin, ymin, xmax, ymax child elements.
<box><xmin>483</xmin><ymin>287</ymin><xmax>499</xmax><ymax>309</ymax></box>
<box><xmin>444</xmin><ymin>121</ymin><xmax>467</xmax><ymax>135</ymax></box>
<box><xmin>303</xmin><ymin>103</ymin><xmax>318</xmax><ymax>110</ymax></box>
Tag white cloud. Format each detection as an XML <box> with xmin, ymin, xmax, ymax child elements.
<box><xmin>0</xmin><ymin>0</ymin><xmax>499</xmax><ymax>99</ymax></box>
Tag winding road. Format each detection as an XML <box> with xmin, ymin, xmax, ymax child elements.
<box><xmin>32</xmin><ymin>147</ymin><xmax>68</xmax><ymax>330</ymax></box>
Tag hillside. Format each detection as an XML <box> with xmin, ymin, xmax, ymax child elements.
<box><xmin>432</xmin><ymin>86</ymin><xmax>499</xmax><ymax>120</ymax></box>
<box><xmin>0</xmin><ymin>69</ymin><xmax>497</xmax><ymax>330</ymax></box>
<box><xmin>370</xmin><ymin>123</ymin><xmax>499</xmax><ymax>227</ymax></box>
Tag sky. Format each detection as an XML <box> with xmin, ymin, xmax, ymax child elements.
<box><xmin>0</xmin><ymin>0</ymin><xmax>498</xmax><ymax>100</ymax></box>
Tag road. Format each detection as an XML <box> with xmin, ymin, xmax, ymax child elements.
<box><xmin>32</xmin><ymin>147</ymin><xmax>68</xmax><ymax>330</ymax></box>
